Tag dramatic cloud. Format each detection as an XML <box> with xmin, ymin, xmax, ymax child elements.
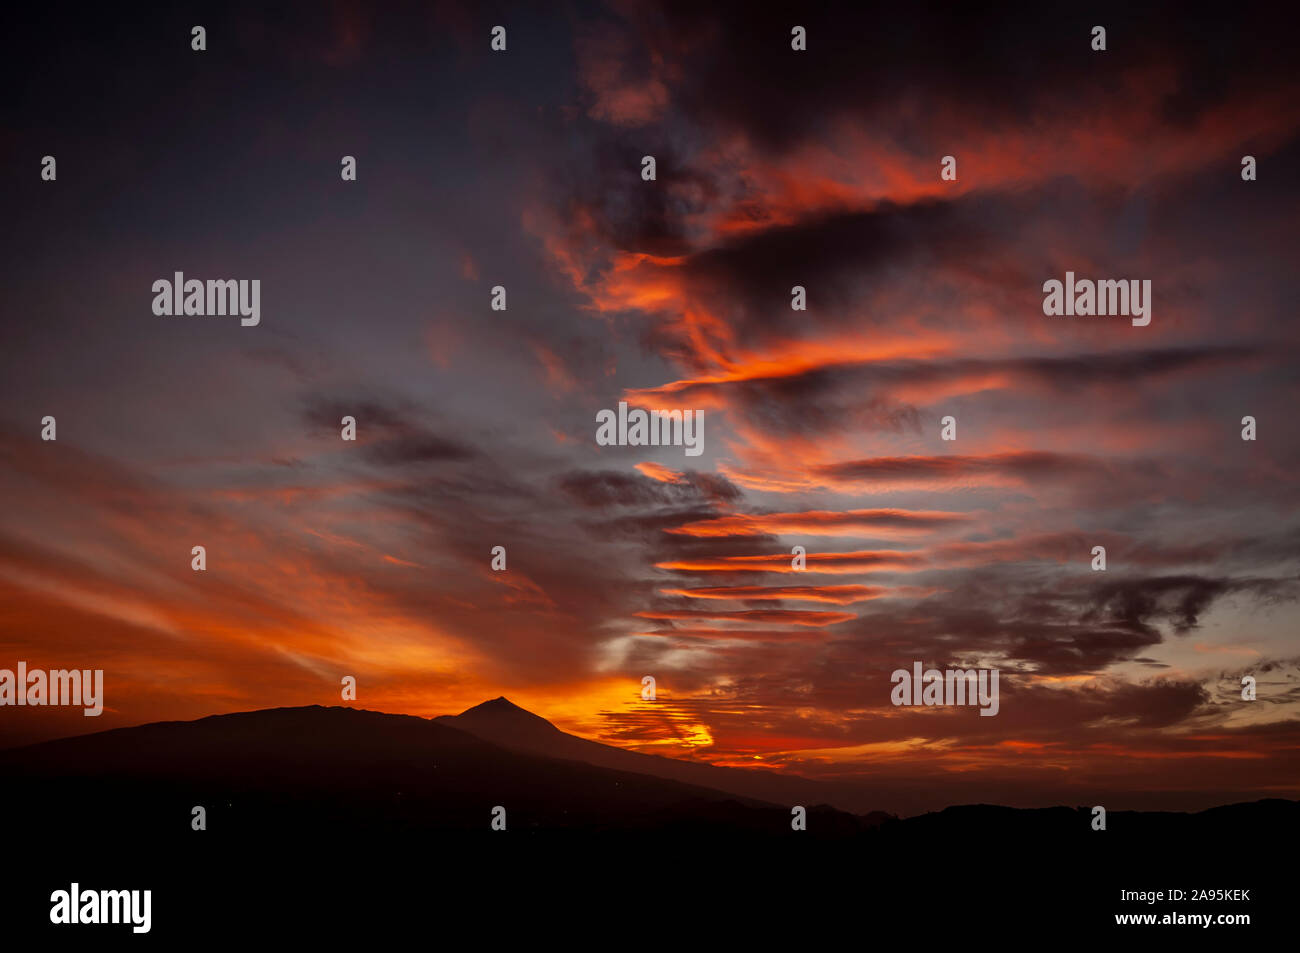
<box><xmin>1</xmin><ymin>0</ymin><xmax>1296</xmax><ymax>810</ymax></box>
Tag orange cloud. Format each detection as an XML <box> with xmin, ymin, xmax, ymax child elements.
<box><xmin>658</xmin><ymin>585</ymin><xmax>888</xmax><ymax>605</ymax></box>
<box><xmin>655</xmin><ymin>550</ymin><xmax>926</xmax><ymax>574</ymax></box>
<box><xmin>667</xmin><ymin>508</ymin><xmax>971</xmax><ymax>538</ymax></box>
<box><xmin>634</xmin><ymin>461</ymin><xmax>685</xmax><ymax>484</ymax></box>
<box><xmin>634</xmin><ymin>609</ymin><xmax>855</xmax><ymax>626</ymax></box>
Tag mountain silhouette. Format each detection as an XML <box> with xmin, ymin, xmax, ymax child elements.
<box><xmin>1</xmin><ymin>700</ymin><xmax>1292</xmax><ymax>939</ymax></box>
<box><xmin>436</xmin><ymin>696</ymin><xmax>881</xmax><ymax>819</ymax></box>
<box><xmin>3</xmin><ymin>699</ymin><xmax>1289</xmax><ymax>846</ymax></box>
<box><xmin>440</xmin><ymin>696</ymin><xmax>560</xmax><ymax>736</ymax></box>
<box><xmin>0</xmin><ymin>702</ymin><xmax>862</xmax><ymax>841</ymax></box>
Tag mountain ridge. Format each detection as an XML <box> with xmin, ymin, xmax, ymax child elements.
<box><xmin>435</xmin><ymin>696</ymin><xmax>860</xmax><ymax>813</ymax></box>
<box><xmin>0</xmin><ymin>701</ymin><xmax>872</xmax><ymax>842</ymax></box>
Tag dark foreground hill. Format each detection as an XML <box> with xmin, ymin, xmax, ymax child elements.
<box><xmin>0</xmin><ymin>703</ymin><xmax>1292</xmax><ymax>941</ymax></box>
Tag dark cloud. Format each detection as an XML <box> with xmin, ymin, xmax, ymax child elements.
<box><xmin>608</xmin><ymin>1</ymin><xmax>1296</xmax><ymax>154</ymax></box>
<box><xmin>301</xmin><ymin>397</ymin><xmax>477</xmax><ymax>466</ymax></box>
<box><xmin>817</xmin><ymin>451</ymin><xmax>1124</xmax><ymax>485</ymax></box>
<box><xmin>558</xmin><ymin>467</ymin><xmax>741</xmax><ymax>507</ymax></box>
<box><xmin>1081</xmin><ymin>575</ymin><xmax>1299</xmax><ymax>637</ymax></box>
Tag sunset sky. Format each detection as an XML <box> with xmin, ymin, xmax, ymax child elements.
<box><xmin>2</xmin><ymin>1</ymin><xmax>1298</xmax><ymax>812</ymax></box>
